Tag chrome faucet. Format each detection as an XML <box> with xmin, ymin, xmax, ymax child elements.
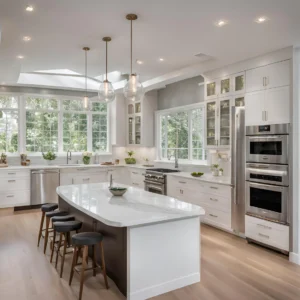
<box><xmin>66</xmin><ymin>150</ymin><xmax>72</xmax><ymax>164</ymax></box>
<box><xmin>168</xmin><ymin>150</ymin><xmax>179</xmax><ymax>169</ymax></box>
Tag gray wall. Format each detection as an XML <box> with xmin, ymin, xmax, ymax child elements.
<box><xmin>157</xmin><ymin>75</ymin><xmax>204</xmax><ymax>110</ymax></box>
<box><xmin>0</xmin><ymin>85</ymin><xmax>97</xmax><ymax>97</ymax></box>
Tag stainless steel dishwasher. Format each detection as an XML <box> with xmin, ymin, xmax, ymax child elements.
<box><xmin>31</xmin><ymin>169</ymin><xmax>60</xmax><ymax>205</ymax></box>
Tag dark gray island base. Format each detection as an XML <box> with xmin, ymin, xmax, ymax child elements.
<box><xmin>59</xmin><ymin>197</ymin><xmax>128</xmax><ymax>296</ymax></box>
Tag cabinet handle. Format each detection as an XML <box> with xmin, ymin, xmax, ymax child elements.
<box><xmin>8</xmin><ymin>173</ymin><xmax>16</xmax><ymax>175</ymax></box>
<box><xmin>132</xmin><ymin>172</ymin><xmax>138</xmax><ymax>174</ymax></box>
<box><xmin>265</xmin><ymin>77</ymin><xmax>269</xmax><ymax>86</ymax></box>
<box><xmin>132</xmin><ymin>182</ymin><xmax>139</xmax><ymax>186</ymax></box>
<box><xmin>265</xmin><ymin>111</ymin><xmax>268</xmax><ymax>121</ymax></box>
<box><xmin>262</xmin><ymin>111</ymin><xmax>264</xmax><ymax>121</ymax></box>
<box><xmin>263</xmin><ymin>77</ymin><xmax>265</xmax><ymax>87</ymax></box>
<box><xmin>178</xmin><ymin>181</ymin><xmax>186</xmax><ymax>184</ymax></box>
<box><xmin>258</xmin><ymin>233</ymin><xmax>270</xmax><ymax>239</ymax></box>
<box><xmin>257</xmin><ymin>224</ymin><xmax>272</xmax><ymax>230</ymax></box>
<box><xmin>83</xmin><ymin>178</ymin><xmax>90</xmax><ymax>181</ymax></box>
<box><xmin>6</xmin><ymin>195</ymin><xmax>14</xmax><ymax>198</ymax></box>
<box><xmin>210</xmin><ymin>186</ymin><xmax>218</xmax><ymax>190</ymax></box>
<box><xmin>77</xmin><ymin>168</ymin><xmax>89</xmax><ymax>171</ymax></box>
<box><xmin>209</xmin><ymin>198</ymin><xmax>218</xmax><ymax>202</ymax></box>
<box><xmin>8</xmin><ymin>180</ymin><xmax>16</xmax><ymax>183</ymax></box>
<box><xmin>209</xmin><ymin>214</ymin><xmax>218</xmax><ymax>218</ymax></box>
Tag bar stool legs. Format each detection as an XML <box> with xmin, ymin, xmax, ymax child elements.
<box><xmin>69</xmin><ymin>241</ymin><xmax>109</xmax><ymax>300</ymax></box>
<box><xmin>43</xmin><ymin>216</ymin><xmax>51</xmax><ymax>254</ymax></box>
<box><xmin>37</xmin><ymin>211</ymin><xmax>45</xmax><ymax>247</ymax></box>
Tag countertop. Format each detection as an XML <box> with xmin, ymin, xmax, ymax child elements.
<box><xmin>57</xmin><ymin>182</ymin><xmax>205</xmax><ymax>227</ymax></box>
<box><xmin>167</xmin><ymin>172</ymin><xmax>232</xmax><ymax>186</ymax></box>
<box><xmin>0</xmin><ymin>164</ymin><xmax>125</xmax><ymax>170</ymax></box>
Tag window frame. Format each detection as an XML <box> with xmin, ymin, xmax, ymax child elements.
<box><xmin>0</xmin><ymin>92</ymin><xmax>111</xmax><ymax>156</ymax></box>
<box><xmin>155</xmin><ymin>103</ymin><xmax>206</xmax><ymax>164</ymax></box>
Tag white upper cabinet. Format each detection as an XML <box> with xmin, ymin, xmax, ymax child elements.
<box><xmin>219</xmin><ymin>76</ymin><xmax>231</xmax><ymax>97</ymax></box>
<box><xmin>205</xmin><ymin>80</ymin><xmax>218</xmax><ymax>100</ymax></box>
<box><xmin>232</xmin><ymin>72</ymin><xmax>245</xmax><ymax>94</ymax></box>
<box><xmin>265</xmin><ymin>86</ymin><xmax>290</xmax><ymax>124</ymax></box>
<box><xmin>245</xmin><ymin>91</ymin><xmax>265</xmax><ymax>126</ymax></box>
<box><xmin>246</xmin><ymin>60</ymin><xmax>290</xmax><ymax>93</ymax></box>
<box><xmin>245</xmin><ymin>86</ymin><xmax>290</xmax><ymax>126</ymax></box>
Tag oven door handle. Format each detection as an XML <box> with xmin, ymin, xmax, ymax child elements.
<box><xmin>146</xmin><ymin>184</ymin><xmax>164</xmax><ymax>193</ymax></box>
<box><xmin>248</xmin><ymin>181</ymin><xmax>286</xmax><ymax>192</ymax></box>
<box><xmin>247</xmin><ymin>136</ymin><xmax>284</xmax><ymax>141</ymax></box>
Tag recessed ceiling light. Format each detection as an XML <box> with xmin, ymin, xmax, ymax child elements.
<box><xmin>17</xmin><ymin>55</ymin><xmax>24</xmax><ymax>59</ymax></box>
<box><xmin>136</xmin><ymin>59</ymin><xmax>143</xmax><ymax>65</ymax></box>
<box><xmin>26</xmin><ymin>5</ymin><xmax>34</xmax><ymax>12</ymax></box>
<box><xmin>23</xmin><ymin>36</ymin><xmax>31</xmax><ymax>42</ymax></box>
<box><xmin>255</xmin><ymin>16</ymin><xmax>268</xmax><ymax>23</ymax></box>
<box><xmin>216</xmin><ymin>20</ymin><xmax>228</xmax><ymax>27</ymax></box>
<box><xmin>159</xmin><ymin>58</ymin><xmax>164</xmax><ymax>62</ymax></box>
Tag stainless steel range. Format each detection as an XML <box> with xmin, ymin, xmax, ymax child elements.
<box><xmin>144</xmin><ymin>168</ymin><xmax>180</xmax><ymax>195</ymax></box>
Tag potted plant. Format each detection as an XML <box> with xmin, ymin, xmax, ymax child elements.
<box><xmin>125</xmin><ymin>151</ymin><xmax>136</xmax><ymax>164</ymax></box>
<box><xmin>219</xmin><ymin>168</ymin><xmax>224</xmax><ymax>176</ymax></box>
<box><xmin>42</xmin><ymin>151</ymin><xmax>56</xmax><ymax>165</ymax></box>
<box><xmin>82</xmin><ymin>152</ymin><xmax>92</xmax><ymax>165</ymax></box>
<box><xmin>211</xmin><ymin>164</ymin><xmax>219</xmax><ymax>176</ymax></box>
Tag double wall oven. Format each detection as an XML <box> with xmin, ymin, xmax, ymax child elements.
<box><xmin>245</xmin><ymin>124</ymin><xmax>290</xmax><ymax>224</ymax></box>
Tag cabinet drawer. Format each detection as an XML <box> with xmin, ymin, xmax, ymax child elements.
<box><xmin>0</xmin><ymin>177</ymin><xmax>30</xmax><ymax>191</ymax></box>
<box><xmin>0</xmin><ymin>190</ymin><xmax>30</xmax><ymax>208</ymax></box>
<box><xmin>202</xmin><ymin>193</ymin><xmax>231</xmax><ymax>213</ymax></box>
<box><xmin>245</xmin><ymin>215</ymin><xmax>289</xmax><ymax>251</ymax></box>
<box><xmin>131</xmin><ymin>181</ymin><xmax>144</xmax><ymax>189</ymax></box>
<box><xmin>203</xmin><ymin>182</ymin><xmax>231</xmax><ymax>198</ymax></box>
<box><xmin>130</xmin><ymin>169</ymin><xmax>145</xmax><ymax>176</ymax></box>
<box><xmin>202</xmin><ymin>205</ymin><xmax>231</xmax><ymax>229</ymax></box>
<box><xmin>0</xmin><ymin>169</ymin><xmax>30</xmax><ymax>178</ymax></box>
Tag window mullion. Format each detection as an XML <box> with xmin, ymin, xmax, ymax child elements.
<box><xmin>88</xmin><ymin>111</ymin><xmax>92</xmax><ymax>152</ymax></box>
<box><xmin>19</xmin><ymin>95</ymin><xmax>25</xmax><ymax>153</ymax></box>
<box><xmin>188</xmin><ymin>110</ymin><xmax>193</xmax><ymax>160</ymax></box>
<box><xmin>58</xmin><ymin>99</ymin><xmax>63</xmax><ymax>153</ymax></box>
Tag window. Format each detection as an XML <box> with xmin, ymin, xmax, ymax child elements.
<box><xmin>0</xmin><ymin>93</ymin><xmax>110</xmax><ymax>155</ymax></box>
<box><xmin>26</xmin><ymin>97</ymin><xmax>59</xmax><ymax>152</ymax></box>
<box><xmin>0</xmin><ymin>96</ymin><xmax>18</xmax><ymax>153</ymax></box>
<box><xmin>157</xmin><ymin>104</ymin><xmax>205</xmax><ymax>162</ymax></box>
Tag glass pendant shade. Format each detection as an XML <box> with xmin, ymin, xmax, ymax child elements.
<box><xmin>98</xmin><ymin>80</ymin><xmax>115</xmax><ymax>103</ymax></box>
<box><xmin>83</xmin><ymin>96</ymin><xmax>89</xmax><ymax>110</ymax></box>
<box><xmin>124</xmin><ymin>74</ymin><xmax>143</xmax><ymax>102</ymax></box>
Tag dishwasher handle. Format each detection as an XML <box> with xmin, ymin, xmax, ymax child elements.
<box><xmin>31</xmin><ymin>169</ymin><xmax>60</xmax><ymax>174</ymax></box>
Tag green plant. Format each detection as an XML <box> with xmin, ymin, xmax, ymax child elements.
<box><xmin>42</xmin><ymin>151</ymin><xmax>56</xmax><ymax>161</ymax></box>
<box><xmin>212</xmin><ymin>164</ymin><xmax>219</xmax><ymax>170</ymax></box>
<box><xmin>219</xmin><ymin>168</ymin><xmax>223</xmax><ymax>172</ymax></box>
<box><xmin>127</xmin><ymin>151</ymin><xmax>134</xmax><ymax>157</ymax></box>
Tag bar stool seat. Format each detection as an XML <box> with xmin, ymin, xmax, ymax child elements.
<box><xmin>51</xmin><ymin>215</ymin><xmax>75</xmax><ymax>223</ymax></box>
<box><xmin>72</xmin><ymin>232</ymin><xmax>103</xmax><ymax>246</ymax></box>
<box><xmin>41</xmin><ymin>203</ymin><xmax>58</xmax><ymax>212</ymax></box>
<box><xmin>37</xmin><ymin>203</ymin><xmax>59</xmax><ymax>248</ymax></box>
<box><xmin>69</xmin><ymin>232</ymin><xmax>108</xmax><ymax>300</ymax></box>
<box><xmin>52</xmin><ymin>220</ymin><xmax>83</xmax><ymax>278</ymax></box>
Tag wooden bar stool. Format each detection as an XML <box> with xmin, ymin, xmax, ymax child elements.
<box><xmin>37</xmin><ymin>203</ymin><xmax>58</xmax><ymax>247</ymax></box>
<box><xmin>50</xmin><ymin>215</ymin><xmax>76</xmax><ymax>263</ymax></box>
<box><xmin>53</xmin><ymin>220</ymin><xmax>83</xmax><ymax>278</ymax></box>
<box><xmin>43</xmin><ymin>210</ymin><xmax>69</xmax><ymax>254</ymax></box>
<box><xmin>69</xmin><ymin>232</ymin><xmax>109</xmax><ymax>300</ymax></box>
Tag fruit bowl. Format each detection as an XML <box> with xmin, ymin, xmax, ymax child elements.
<box><xmin>191</xmin><ymin>172</ymin><xmax>204</xmax><ymax>177</ymax></box>
<box><xmin>109</xmin><ymin>187</ymin><xmax>127</xmax><ymax>196</ymax></box>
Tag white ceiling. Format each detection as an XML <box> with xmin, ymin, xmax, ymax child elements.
<box><xmin>1</xmin><ymin>0</ymin><xmax>300</xmax><ymax>88</ymax></box>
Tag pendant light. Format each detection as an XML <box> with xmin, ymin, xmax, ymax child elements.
<box><xmin>123</xmin><ymin>14</ymin><xmax>143</xmax><ymax>102</ymax></box>
<box><xmin>98</xmin><ymin>37</ymin><xmax>115</xmax><ymax>103</ymax></box>
<box><xmin>83</xmin><ymin>47</ymin><xmax>90</xmax><ymax>110</ymax></box>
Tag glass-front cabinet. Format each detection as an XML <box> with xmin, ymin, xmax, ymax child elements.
<box><xmin>233</xmin><ymin>72</ymin><xmax>245</xmax><ymax>94</ymax></box>
<box><xmin>127</xmin><ymin>101</ymin><xmax>142</xmax><ymax>145</ymax></box>
<box><xmin>206</xmin><ymin>101</ymin><xmax>217</xmax><ymax>147</ymax></box>
<box><xmin>220</xmin><ymin>77</ymin><xmax>230</xmax><ymax>95</ymax></box>
<box><xmin>206</xmin><ymin>80</ymin><xmax>217</xmax><ymax>100</ymax></box>
<box><xmin>205</xmin><ymin>98</ymin><xmax>233</xmax><ymax>149</ymax></box>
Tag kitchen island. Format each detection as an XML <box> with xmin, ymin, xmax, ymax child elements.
<box><xmin>57</xmin><ymin>182</ymin><xmax>205</xmax><ymax>300</ymax></box>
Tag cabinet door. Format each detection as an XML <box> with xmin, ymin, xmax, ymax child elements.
<box><xmin>205</xmin><ymin>80</ymin><xmax>218</xmax><ymax>100</ymax></box>
<box><xmin>246</xmin><ymin>66</ymin><xmax>267</xmax><ymax>93</ymax></box>
<box><xmin>135</xmin><ymin>116</ymin><xmax>141</xmax><ymax>145</ymax></box>
<box><xmin>266</xmin><ymin>60</ymin><xmax>290</xmax><ymax>89</ymax></box>
<box><xmin>220</xmin><ymin>76</ymin><xmax>231</xmax><ymax>96</ymax></box>
<box><xmin>206</xmin><ymin>101</ymin><xmax>217</xmax><ymax>148</ymax></box>
<box><xmin>128</xmin><ymin>117</ymin><xmax>134</xmax><ymax>144</ymax></box>
<box><xmin>245</xmin><ymin>91</ymin><xmax>265</xmax><ymax>126</ymax></box>
<box><xmin>219</xmin><ymin>98</ymin><xmax>231</xmax><ymax>148</ymax></box>
<box><xmin>265</xmin><ymin>86</ymin><xmax>290</xmax><ymax>124</ymax></box>
<box><xmin>232</xmin><ymin>72</ymin><xmax>245</xmax><ymax>94</ymax></box>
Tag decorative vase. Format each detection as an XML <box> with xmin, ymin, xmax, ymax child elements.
<box><xmin>212</xmin><ymin>169</ymin><xmax>219</xmax><ymax>176</ymax></box>
<box><xmin>219</xmin><ymin>170</ymin><xmax>223</xmax><ymax>176</ymax></box>
<box><xmin>47</xmin><ymin>160</ymin><xmax>54</xmax><ymax>166</ymax></box>
<box><xmin>125</xmin><ymin>157</ymin><xmax>136</xmax><ymax>164</ymax></box>
<box><xmin>83</xmin><ymin>156</ymin><xmax>91</xmax><ymax>165</ymax></box>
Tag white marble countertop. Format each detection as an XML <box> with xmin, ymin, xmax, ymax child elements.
<box><xmin>57</xmin><ymin>182</ymin><xmax>205</xmax><ymax>227</ymax></box>
<box><xmin>0</xmin><ymin>164</ymin><xmax>125</xmax><ymax>170</ymax></box>
<box><xmin>167</xmin><ymin>172</ymin><xmax>232</xmax><ymax>186</ymax></box>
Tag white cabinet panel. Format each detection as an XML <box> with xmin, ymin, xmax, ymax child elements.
<box><xmin>245</xmin><ymin>91</ymin><xmax>265</xmax><ymax>126</ymax></box>
<box><xmin>130</xmin><ymin>169</ymin><xmax>145</xmax><ymax>189</ymax></box>
<box><xmin>201</xmin><ymin>204</ymin><xmax>231</xmax><ymax>230</ymax></box>
<box><xmin>265</xmin><ymin>86</ymin><xmax>290</xmax><ymax>124</ymax></box>
<box><xmin>267</xmin><ymin>60</ymin><xmax>290</xmax><ymax>89</ymax></box>
<box><xmin>0</xmin><ymin>169</ymin><xmax>30</xmax><ymax>178</ymax></box>
<box><xmin>0</xmin><ymin>190</ymin><xmax>30</xmax><ymax>208</ymax></box>
<box><xmin>0</xmin><ymin>177</ymin><xmax>30</xmax><ymax>191</ymax></box>
<box><xmin>246</xmin><ymin>66</ymin><xmax>267</xmax><ymax>93</ymax></box>
<box><xmin>245</xmin><ymin>215</ymin><xmax>289</xmax><ymax>252</ymax></box>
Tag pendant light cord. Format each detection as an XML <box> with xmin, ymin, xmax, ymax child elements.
<box><xmin>106</xmin><ymin>41</ymin><xmax>108</xmax><ymax>81</ymax></box>
<box><xmin>85</xmin><ymin>49</ymin><xmax>87</xmax><ymax>95</ymax></box>
<box><xmin>130</xmin><ymin>20</ymin><xmax>133</xmax><ymax>75</ymax></box>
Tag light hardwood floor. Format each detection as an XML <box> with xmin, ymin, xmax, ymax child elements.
<box><xmin>1</xmin><ymin>209</ymin><xmax>300</xmax><ymax>300</ymax></box>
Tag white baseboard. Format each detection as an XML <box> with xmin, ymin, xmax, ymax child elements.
<box><xmin>289</xmin><ymin>252</ymin><xmax>300</xmax><ymax>265</ymax></box>
<box><xmin>128</xmin><ymin>273</ymin><xmax>200</xmax><ymax>300</ymax></box>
